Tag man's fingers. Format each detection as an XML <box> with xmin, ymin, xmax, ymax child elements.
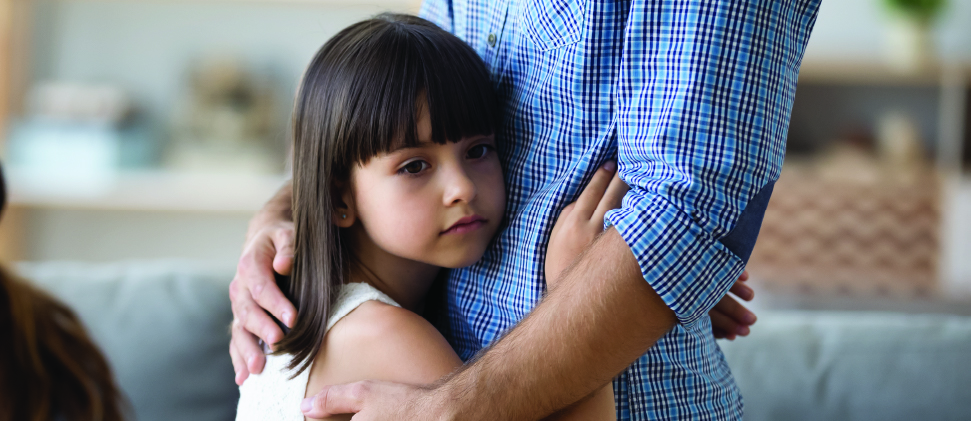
<box><xmin>593</xmin><ymin>172</ymin><xmax>630</xmax><ymax>221</ymax></box>
<box><xmin>234</xmin><ymin>291</ymin><xmax>286</xmax><ymax>348</ymax></box>
<box><xmin>574</xmin><ymin>161</ymin><xmax>617</xmax><ymax>218</ymax></box>
<box><xmin>237</xmin><ymin>243</ymin><xmax>297</xmax><ymax>327</ymax></box>
<box><xmin>272</xmin><ymin>253</ymin><xmax>294</xmax><ymax>277</ymax></box>
<box><xmin>229</xmin><ymin>337</ymin><xmax>250</xmax><ymax>386</ymax></box>
<box><xmin>232</xmin><ymin>318</ymin><xmax>268</xmax><ymax>375</ymax></box>
<box><xmin>271</xmin><ymin>224</ymin><xmax>295</xmax><ymax>276</ymax></box>
<box><xmin>302</xmin><ymin>381</ymin><xmax>373</xmax><ymax>418</ymax></box>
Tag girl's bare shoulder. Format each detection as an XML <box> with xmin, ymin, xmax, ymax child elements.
<box><xmin>307</xmin><ymin>301</ymin><xmax>462</xmax><ymax>390</ymax></box>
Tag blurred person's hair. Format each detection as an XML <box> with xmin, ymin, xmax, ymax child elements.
<box><xmin>276</xmin><ymin>13</ymin><xmax>496</xmax><ymax>376</ymax></box>
<box><xmin>0</xmin><ymin>165</ymin><xmax>126</xmax><ymax>421</ymax></box>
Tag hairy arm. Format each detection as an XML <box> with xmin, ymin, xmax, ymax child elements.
<box><xmin>303</xmin><ymin>229</ymin><xmax>668</xmax><ymax>420</ymax></box>
<box><xmin>454</xmin><ymin>228</ymin><xmax>670</xmax><ymax>419</ymax></box>
<box><xmin>300</xmin><ymin>0</ymin><xmax>819</xmax><ymax>417</ymax></box>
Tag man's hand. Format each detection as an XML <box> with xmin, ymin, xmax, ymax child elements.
<box><xmin>301</xmin><ymin>381</ymin><xmax>447</xmax><ymax>420</ymax></box>
<box><xmin>229</xmin><ymin>182</ymin><xmax>298</xmax><ymax>385</ymax></box>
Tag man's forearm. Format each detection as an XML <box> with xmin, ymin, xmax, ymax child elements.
<box><xmin>440</xmin><ymin>228</ymin><xmax>677</xmax><ymax>421</ymax></box>
<box><xmin>248</xmin><ymin>180</ymin><xmax>293</xmax><ymax>237</ymax></box>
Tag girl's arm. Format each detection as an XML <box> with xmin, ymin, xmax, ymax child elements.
<box><xmin>304</xmin><ymin>301</ymin><xmax>462</xmax><ymax>420</ymax></box>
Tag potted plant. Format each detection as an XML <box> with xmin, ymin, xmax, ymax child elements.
<box><xmin>881</xmin><ymin>0</ymin><xmax>947</xmax><ymax>72</ymax></box>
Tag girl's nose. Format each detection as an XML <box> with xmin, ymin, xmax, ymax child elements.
<box><xmin>442</xmin><ymin>165</ymin><xmax>478</xmax><ymax>205</ymax></box>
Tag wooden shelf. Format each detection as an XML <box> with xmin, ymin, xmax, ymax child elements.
<box><xmin>798</xmin><ymin>60</ymin><xmax>971</xmax><ymax>86</ymax></box>
<box><xmin>7</xmin><ymin>168</ymin><xmax>287</xmax><ymax>212</ymax></box>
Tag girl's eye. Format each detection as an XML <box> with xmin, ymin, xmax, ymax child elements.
<box><xmin>400</xmin><ymin>160</ymin><xmax>429</xmax><ymax>175</ymax></box>
<box><xmin>467</xmin><ymin>144</ymin><xmax>494</xmax><ymax>159</ymax></box>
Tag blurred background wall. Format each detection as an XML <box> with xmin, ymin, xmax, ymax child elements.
<box><xmin>0</xmin><ymin>0</ymin><xmax>418</xmax><ymax>262</ymax></box>
<box><xmin>0</xmin><ymin>0</ymin><xmax>969</xmax><ymax>305</ymax></box>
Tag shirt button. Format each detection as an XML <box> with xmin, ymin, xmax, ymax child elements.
<box><xmin>487</xmin><ymin>33</ymin><xmax>497</xmax><ymax>47</ymax></box>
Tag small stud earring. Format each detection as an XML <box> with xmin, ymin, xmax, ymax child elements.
<box><xmin>342</xmin><ymin>214</ymin><xmax>347</xmax><ymax>219</ymax></box>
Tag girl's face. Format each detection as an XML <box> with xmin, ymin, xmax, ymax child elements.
<box><xmin>341</xmin><ymin>110</ymin><xmax>505</xmax><ymax>269</ymax></box>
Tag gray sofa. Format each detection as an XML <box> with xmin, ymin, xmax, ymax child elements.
<box><xmin>20</xmin><ymin>260</ymin><xmax>238</xmax><ymax>421</ymax></box>
<box><xmin>719</xmin><ymin>310</ymin><xmax>971</xmax><ymax>420</ymax></box>
<box><xmin>19</xmin><ymin>260</ymin><xmax>971</xmax><ymax>421</ymax></box>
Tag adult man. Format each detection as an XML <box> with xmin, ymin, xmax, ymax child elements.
<box><xmin>230</xmin><ymin>0</ymin><xmax>820</xmax><ymax>419</ymax></box>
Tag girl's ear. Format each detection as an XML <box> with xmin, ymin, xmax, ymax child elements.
<box><xmin>332</xmin><ymin>180</ymin><xmax>356</xmax><ymax>227</ymax></box>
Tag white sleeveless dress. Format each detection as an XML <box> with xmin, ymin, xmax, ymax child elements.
<box><xmin>235</xmin><ymin>282</ymin><xmax>400</xmax><ymax>421</ymax></box>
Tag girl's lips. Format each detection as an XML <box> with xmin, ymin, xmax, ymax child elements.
<box><xmin>442</xmin><ymin>215</ymin><xmax>487</xmax><ymax>235</ymax></box>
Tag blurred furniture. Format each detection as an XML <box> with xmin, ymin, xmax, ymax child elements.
<box><xmin>0</xmin><ymin>0</ymin><xmax>418</xmax><ymax>264</ymax></box>
<box><xmin>748</xmin><ymin>165</ymin><xmax>941</xmax><ymax>297</ymax></box>
<box><xmin>748</xmin><ymin>62</ymin><xmax>971</xmax><ymax>298</ymax></box>
<box><xmin>14</xmin><ymin>260</ymin><xmax>971</xmax><ymax>421</ymax></box>
<box><xmin>18</xmin><ymin>260</ymin><xmax>238</xmax><ymax>421</ymax></box>
<box><xmin>720</xmin><ymin>310</ymin><xmax>971</xmax><ymax>421</ymax></box>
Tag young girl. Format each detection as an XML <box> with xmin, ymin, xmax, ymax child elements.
<box><xmin>235</xmin><ymin>13</ymin><xmax>619</xmax><ymax>420</ymax></box>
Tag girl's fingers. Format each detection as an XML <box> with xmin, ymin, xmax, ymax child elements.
<box><xmin>593</xmin><ymin>172</ymin><xmax>629</xmax><ymax>221</ymax></box>
<box><xmin>738</xmin><ymin>270</ymin><xmax>750</xmax><ymax>282</ymax></box>
<box><xmin>709</xmin><ymin>311</ymin><xmax>738</xmax><ymax>340</ymax></box>
<box><xmin>729</xmin><ymin>280</ymin><xmax>755</xmax><ymax>301</ymax></box>
<box><xmin>713</xmin><ymin>294</ymin><xmax>757</xmax><ymax>326</ymax></box>
<box><xmin>574</xmin><ymin>161</ymin><xmax>617</xmax><ymax>219</ymax></box>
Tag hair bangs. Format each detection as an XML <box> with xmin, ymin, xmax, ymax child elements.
<box><xmin>279</xmin><ymin>13</ymin><xmax>497</xmax><ymax>378</ymax></box>
<box><xmin>334</xmin><ymin>14</ymin><xmax>497</xmax><ymax>173</ymax></box>
<box><xmin>416</xmin><ymin>28</ymin><xmax>497</xmax><ymax>147</ymax></box>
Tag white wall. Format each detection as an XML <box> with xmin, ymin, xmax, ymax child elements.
<box><xmin>31</xmin><ymin>0</ymin><xmax>414</xmax><ymax>126</ymax></box>
<box><xmin>941</xmin><ymin>177</ymin><xmax>971</xmax><ymax>297</ymax></box>
<box><xmin>17</xmin><ymin>0</ymin><xmax>413</xmax><ymax>263</ymax></box>
<box><xmin>23</xmin><ymin>209</ymin><xmax>253</xmax><ymax>263</ymax></box>
<box><xmin>803</xmin><ymin>0</ymin><xmax>971</xmax><ymax>65</ymax></box>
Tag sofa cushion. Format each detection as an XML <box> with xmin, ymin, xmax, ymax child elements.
<box><xmin>18</xmin><ymin>260</ymin><xmax>238</xmax><ymax>421</ymax></box>
<box><xmin>720</xmin><ymin>310</ymin><xmax>971</xmax><ymax>421</ymax></box>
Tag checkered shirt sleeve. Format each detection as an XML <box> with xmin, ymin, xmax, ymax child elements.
<box><xmin>605</xmin><ymin>0</ymin><xmax>820</xmax><ymax>327</ymax></box>
<box><xmin>419</xmin><ymin>0</ymin><xmax>820</xmax><ymax>419</ymax></box>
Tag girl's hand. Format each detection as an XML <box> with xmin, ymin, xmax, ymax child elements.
<box><xmin>544</xmin><ymin>163</ymin><xmax>758</xmax><ymax>339</ymax></box>
<box><xmin>545</xmin><ymin>161</ymin><xmax>628</xmax><ymax>288</ymax></box>
<box><xmin>710</xmin><ymin>270</ymin><xmax>757</xmax><ymax>340</ymax></box>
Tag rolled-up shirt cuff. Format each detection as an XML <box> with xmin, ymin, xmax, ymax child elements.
<box><xmin>605</xmin><ymin>190</ymin><xmax>745</xmax><ymax>329</ymax></box>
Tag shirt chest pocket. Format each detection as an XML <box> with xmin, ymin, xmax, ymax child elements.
<box><xmin>522</xmin><ymin>0</ymin><xmax>585</xmax><ymax>51</ymax></box>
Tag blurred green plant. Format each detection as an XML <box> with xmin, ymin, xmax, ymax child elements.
<box><xmin>883</xmin><ymin>0</ymin><xmax>946</xmax><ymax>24</ymax></box>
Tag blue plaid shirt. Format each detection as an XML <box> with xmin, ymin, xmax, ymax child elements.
<box><xmin>421</xmin><ymin>0</ymin><xmax>820</xmax><ymax>419</ymax></box>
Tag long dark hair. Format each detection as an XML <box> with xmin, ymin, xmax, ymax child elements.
<box><xmin>0</xmin><ymin>268</ymin><xmax>127</xmax><ymax>421</ymax></box>
<box><xmin>0</xmin><ymin>166</ymin><xmax>127</xmax><ymax>421</ymax></box>
<box><xmin>274</xmin><ymin>13</ymin><xmax>497</xmax><ymax>375</ymax></box>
